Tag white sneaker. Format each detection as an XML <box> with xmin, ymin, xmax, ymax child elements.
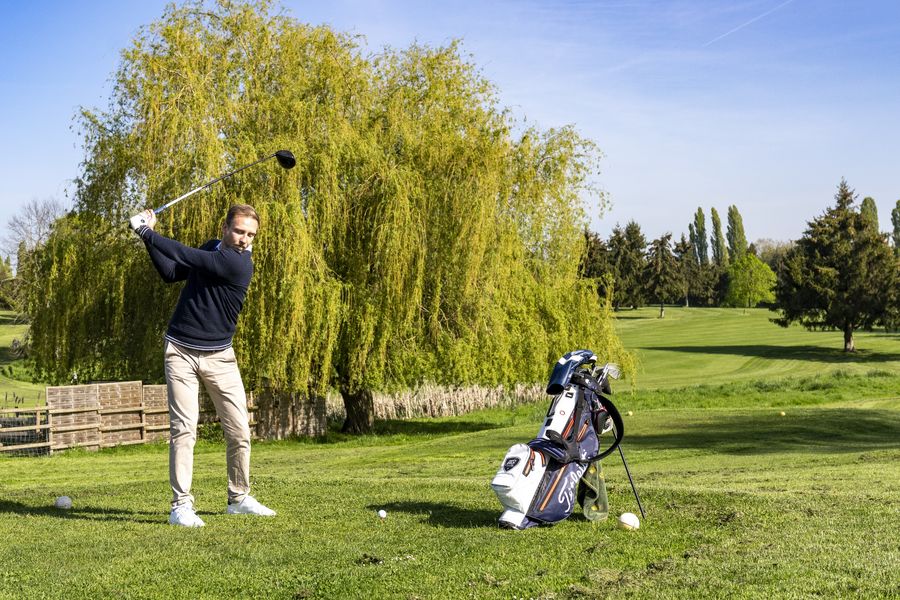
<box><xmin>226</xmin><ymin>496</ymin><xmax>276</xmax><ymax>516</ymax></box>
<box><xmin>169</xmin><ymin>504</ymin><xmax>205</xmax><ymax>527</ymax></box>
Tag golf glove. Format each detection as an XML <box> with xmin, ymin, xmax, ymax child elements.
<box><xmin>129</xmin><ymin>213</ymin><xmax>147</xmax><ymax>232</ymax></box>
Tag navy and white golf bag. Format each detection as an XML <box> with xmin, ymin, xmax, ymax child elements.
<box><xmin>491</xmin><ymin>350</ymin><xmax>624</xmax><ymax>529</ymax></box>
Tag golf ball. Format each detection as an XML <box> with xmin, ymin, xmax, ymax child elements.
<box><xmin>627</xmin><ymin>411</ymin><xmax>634</xmax><ymax>416</ymax></box>
<box><xmin>378</xmin><ymin>509</ymin><xmax>387</xmax><ymax>519</ymax></box>
<box><xmin>55</xmin><ymin>496</ymin><xmax>72</xmax><ymax>510</ymax></box>
<box><xmin>617</xmin><ymin>512</ymin><xmax>640</xmax><ymax>530</ymax></box>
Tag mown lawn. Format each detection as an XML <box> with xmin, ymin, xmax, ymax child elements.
<box><xmin>0</xmin><ymin>308</ymin><xmax>898</xmax><ymax>598</ymax></box>
<box><xmin>0</xmin><ymin>312</ymin><xmax>43</xmax><ymax>407</ymax></box>
<box><xmin>613</xmin><ymin>306</ymin><xmax>900</xmax><ymax>389</ymax></box>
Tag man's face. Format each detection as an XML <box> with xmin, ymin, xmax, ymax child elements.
<box><xmin>221</xmin><ymin>215</ymin><xmax>259</xmax><ymax>253</ymax></box>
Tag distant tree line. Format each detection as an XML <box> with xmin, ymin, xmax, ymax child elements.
<box><xmin>580</xmin><ymin>181</ymin><xmax>899</xmax><ymax>350</ymax></box>
<box><xmin>581</xmin><ymin>203</ymin><xmax>777</xmax><ymax>316</ymax></box>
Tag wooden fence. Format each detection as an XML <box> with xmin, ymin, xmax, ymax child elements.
<box><xmin>0</xmin><ymin>406</ymin><xmax>50</xmax><ymax>455</ymax></box>
<box><xmin>0</xmin><ymin>382</ymin><xmax>255</xmax><ymax>456</ymax></box>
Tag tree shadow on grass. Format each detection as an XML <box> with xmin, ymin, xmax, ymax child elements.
<box><xmin>0</xmin><ymin>500</ymin><xmax>161</xmax><ymax>524</ymax></box>
<box><xmin>313</xmin><ymin>419</ymin><xmax>503</xmax><ymax>444</ymax></box>
<box><xmin>628</xmin><ymin>408</ymin><xmax>900</xmax><ymax>455</ymax></box>
<box><xmin>368</xmin><ymin>501</ymin><xmax>498</xmax><ymax>529</ymax></box>
<box><xmin>642</xmin><ymin>344</ymin><xmax>900</xmax><ymax>363</ymax></box>
<box><xmin>373</xmin><ymin>420</ymin><xmax>502</xmax><ymax>436</ymax></box>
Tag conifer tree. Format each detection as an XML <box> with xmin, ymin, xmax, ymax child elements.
<box><xmin>608</xmin><ymin>221</ymin><xmax>647</xmax><ymax>309</ymax></box>
<box><xmin>645</xmin><ymin>233</ymin><xmax>679</xmax><ymax>317</ymax></box>
<box><xmin>773</xmin><ymin>180</ymin><xmax>896</xmax><ymax>351</ymax></box>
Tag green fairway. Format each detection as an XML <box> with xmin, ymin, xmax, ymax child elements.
<box><xmin>614</xmin><ymin>307</ymin><xmax>900</xmax><ymax>389</ymax></box>
<box><xmin>1</xmin><ymin>308</ymin><xmax>899</xmax><ymax>598</ymax></box>
<box><xmin>0</xmin><ymin>312</ymin><xmax>44</xmax><ymax>408</ymax></box>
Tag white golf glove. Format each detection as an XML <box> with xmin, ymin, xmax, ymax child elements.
<box><xmin>129</xmin><ymin>213</ymin><xmax>146</xmax><ymax>231</ymax></box>
<box><xmin>129</xmin><ymin>210</ymin><xmax>155</xmax><ymax>233</ymax></box>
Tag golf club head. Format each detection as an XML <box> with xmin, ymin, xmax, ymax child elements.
<box><xmin>275</xmin><ymin>150</ymin><xmax>296</xmax><ymax>169</ymax></box>
<box><xmin>605</xmin><ymin>363</ymin><xmax>621</xmax><ymax>380</ymax></box>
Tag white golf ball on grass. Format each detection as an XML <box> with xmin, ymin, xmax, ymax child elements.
<box><xmin>377</xmin><ymin>509</ymin><xmax>387</xmax><ymax>519</ymax></box>
<box><xmin>617</xmin><ymin>512</ymin><xmax>640</xmax><ymax>530</ymax></box>
<box><xmin>55</xmin><ymin>496</ymin><xmax>73</xmax><ymax>510</ymax></box>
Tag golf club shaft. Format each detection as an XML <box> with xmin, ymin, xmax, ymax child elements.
<box><xmin>153</xmin><ymin>152</ymin><xmax>276</xmax><ymax>215</ymax></box>
<box><xmin>618</xmin><ymin>444</ymin><xmax>646</xmax><ymax>519</ymax></box>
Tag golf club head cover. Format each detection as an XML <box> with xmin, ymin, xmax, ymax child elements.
<box><xmin>546</xmin><ymin>350</ymin><xmax>597</xmax><ymax>395</ymax></box>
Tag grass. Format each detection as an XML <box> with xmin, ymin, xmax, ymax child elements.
<box><xmin>613</xmin><ymin>307</ymin><xmax>900</xmax><ymax>389</ymax></box>
<box><xmin>0</xmin><ymin>307</ymin><xmax>899</xmax><ymax>598</ymax></box>
<box><xmin>0</xmin><ymin>311</ymin><xmax>44</xmax><ymax>408</ymax></box>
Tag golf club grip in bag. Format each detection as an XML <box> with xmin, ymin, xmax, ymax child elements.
<box><xmin>492</xmin><ymin>353</ymin><xmax>623</xmax><ymax>529</ymax></box>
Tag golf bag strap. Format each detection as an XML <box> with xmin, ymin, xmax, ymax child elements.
<box><xmin>586</xmin><ymin>394</ymin><xmax>624</xmax><ymax>462</ymax></box>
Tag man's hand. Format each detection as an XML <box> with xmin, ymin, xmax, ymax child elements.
<box><xmin>129</xmin><ymin>209</ymin><xmax>157</xmax><ymax>232</ymax></box>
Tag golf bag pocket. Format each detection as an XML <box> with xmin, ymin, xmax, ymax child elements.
<box><xmin>527</xmin><ymin>459</ymin><xmax>588</xmax><ymax>525</ymax></box>
<box><xmin>537</xmin><ymin>385</ymin><xmax>578</xmax><ymax>442</ymax></box>
<box><xmin>491</xmin><ymin>444</ymin><xmax>547</xmax><ymax>513</ymax></box>
<box><xmin>536</xmin><ymin>385</ymin><xmax>599</xmax><ymax>462</ymax></box>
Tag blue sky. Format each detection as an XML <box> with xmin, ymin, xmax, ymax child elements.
<box><xmin>2</xmin><ymin>0</ymin><xmax>899</xmax><ymax>245</ymax></box>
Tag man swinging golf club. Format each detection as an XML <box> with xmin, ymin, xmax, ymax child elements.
<box><xmin>130</xmin><ymin>151</ymin><xmax>293</xmax><ymax>526</ymax></box>
<box><xmin>130</xmin><ymin>203</ymin><xmax>276</xmax><ymax>527</ymax></box>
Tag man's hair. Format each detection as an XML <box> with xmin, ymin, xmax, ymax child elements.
<box><xmin>226</xmin><ymin>204</ymin><xmax>260</xmax><ymax>227</ymax></box>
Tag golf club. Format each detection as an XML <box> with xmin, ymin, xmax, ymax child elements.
<box><xmin>618</xmin><ymin>444</ymin><xmax>646</xmax><ymax>519</ymax></box>
<box><xmin>130</xmin><ymin>150</ymin><xmax>295</xmax><ymax>227</ymax></box>
<box><xmin>593</xmin><ymin>362</ymin><xmax>645</xmax><ymax>518</ymax></box>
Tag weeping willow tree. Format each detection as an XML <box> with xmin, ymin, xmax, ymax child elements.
<box><xmin>27</xmin><ymin>0</ymin><xmax>631</xmax><ymax>434</ymax></box>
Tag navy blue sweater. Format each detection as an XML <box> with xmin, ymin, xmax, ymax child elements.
<box><xmin>138</xmin><ymin>226</ymin><xmax>254</xmax><ymax>350</ymax></box>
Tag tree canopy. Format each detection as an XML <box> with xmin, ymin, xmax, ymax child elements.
<box><xmin>772</xmin><ymin>180</ymin><xmax>897</xmax><ymax>351</ymax></box>
<box><xmin>608</xmin><ymin>221</ymin><xmax>647</xmax><ymax>309</ymax></box>
<box><xmin>690</xmin><ymin>208</ymin><xmax>709</xmax><ymax>266</ymax></box>
<box><xmin>710</xmin><ymin>207</ymin><xmax>729</xmax><ymax>268</ymax></box>
<box><xmin>891</xmin><ymin>199</ymin><xmax>900</xmax><ymax>257</ymax></box>
<box><xmin>644</xmin><ymin>233</ymin><xmax>679</xmax><ymax>317</ymax></box>
<box><xmin>25</xmin><ymin>0</ymin><xmax>631</xmax><ymax>432</ymax></box>
<box><xmin>725</xmin><ymin>253</ymin><xmax>775</xmax><ymax>309</ymax></box>
<box><xmin>726</xmin><ymin>204</ymin><xmax>748</xmax><ymax>260</ymax></box>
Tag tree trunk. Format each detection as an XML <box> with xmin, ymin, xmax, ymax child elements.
<box><xmin>341</xmin><ymin>387</ymin><xmax>375</xmax><ymax>434</ymax></box>
<box><xmin>658</xmin><ymin>303</ymin><xmax>665</xmax><ymax>318</ymax></box>
<box><xmin>843</xmin><ymin>326</ymin><xmax>855</xmax><ymax>352</ymax></box>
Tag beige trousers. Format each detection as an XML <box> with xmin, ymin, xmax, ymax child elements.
<box><xmin>164</xmin><ymin>341</ymin><xmax>251</xmax><ymax>509</ymax></box>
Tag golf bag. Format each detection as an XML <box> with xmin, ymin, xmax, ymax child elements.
<box><xmin>491</xmin><ymin>350</ymin><xmax>624</xmax><ymax>529</ymax></box>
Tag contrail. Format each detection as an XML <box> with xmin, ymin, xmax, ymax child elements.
<box><xmin>703</xmin><ymin>0</ymin><xmax>796</xmax><ymax>47</ymax></box>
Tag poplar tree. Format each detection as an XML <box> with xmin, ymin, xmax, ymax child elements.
<box><xmin>892</xmin><ymin>200</ymin><xmax>900</xmax><ymax>257</ymax></box>
<box><xmin>726</xmin><ymin>205</ymin><xmax>748</xmax><ymax>260</ymax></box>
<box><xmin>860</xmin><ymin>197</ymin><xmax>879</xmax><ymax>231</ymax></box>
<box><xmin>710</xmin><ymin>207</ymin><xmax>729</xmax><ymax>267</ymax></box>
<box><xmin>25</xmin><ymin>0</ymin><xmax>630</xmax><ymax>433</ymax></box>
<box><xmin>690</xmin><ymin>208</ymin><xmax>709</xmax><ymax>266</ymax></box>
<box><xmin>673</xmin><ymin>234</ymin><xmax>697</xmax><ymax>307</ymax></box>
